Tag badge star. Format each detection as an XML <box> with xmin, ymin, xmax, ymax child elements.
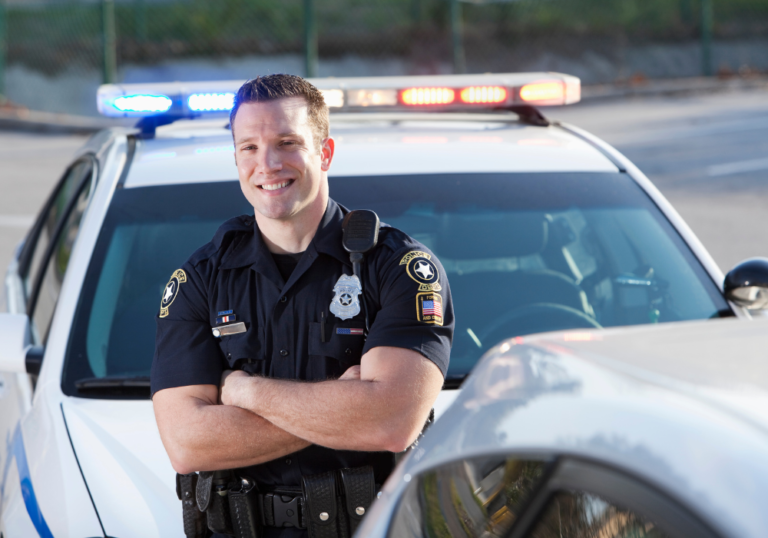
<box><xmin>414</xmin><ymin>261</ymin><xmax>434</xmax><ymax>280</ymax></box>
<box><xmin>163</xmin><ymin>282</ymin><xmax>175</xmax><ymax>303</ymax></box>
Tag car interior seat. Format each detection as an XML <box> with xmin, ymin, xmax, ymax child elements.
<box><xmin>437</xmin><ymin>212</ymin><xmax>593</xmax><ymax>343</ymax></box>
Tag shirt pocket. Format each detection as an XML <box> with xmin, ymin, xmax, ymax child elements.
<box><xmin>308</xmin><ymin>321</ymin><xmax>366</xmax><ymax>378</ymax></box>
<box><xmin>220</xmin><ymin>324</ymin><xmax>265</xmax><ymax>373</ymax></box>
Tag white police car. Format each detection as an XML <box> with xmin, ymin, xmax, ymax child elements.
<box><xmin>355</xmin><ymin>316</ymin><xmax>768</xmax><ymax>538</ymax></box>
<box><xmin>0</xmin><ymin>73</ymin><xmax>766</xmax><ymax>537</ymax></box>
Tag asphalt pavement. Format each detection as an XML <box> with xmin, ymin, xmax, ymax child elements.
<box><xmin>552</xmin><ymin>87</ymin><xmax>768</xmax><ymax>273</ymax></box>
<box><xmin>1</xmin><ymin>86</ymin><xmax>767</xmax><ymax>307</ymax></box>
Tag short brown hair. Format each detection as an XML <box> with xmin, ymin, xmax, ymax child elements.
<box><xmin>230</xmin><ymin>74</ymin><xmax>329</xmax><ymax>152</ymax></box>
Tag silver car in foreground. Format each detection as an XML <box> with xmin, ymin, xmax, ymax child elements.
<box><xmin>358</xmin><ymin>317</ymin><xmax>768</xmax><ymax>538</ymax></box>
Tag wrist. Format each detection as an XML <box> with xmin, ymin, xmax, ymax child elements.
<box><xmin>239</xmin><ymin>374</ymin><xmax>262</xmax><ymax>411</ymax></box>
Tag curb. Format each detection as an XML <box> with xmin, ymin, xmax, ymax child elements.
<box><xmin>1</xmin><ymin>76</ymin><xmax>766</xmax><ymax>134</ymax></box>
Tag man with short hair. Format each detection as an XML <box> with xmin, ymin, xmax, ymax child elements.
<box><xmin>152</xmin><ymin>74</ymin><xmax>453</xmax><ymax>537</ymax></box>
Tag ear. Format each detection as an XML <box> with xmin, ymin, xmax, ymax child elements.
<box><xmin>320</xmin><ymin>137</ymin><xmax>335</xmax><ymax>172</ymax></box>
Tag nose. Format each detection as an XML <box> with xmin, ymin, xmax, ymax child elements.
<box><xmin>256</xmin><ymin>145</ymin><xmax>282</xmax><ymax>174</ymax></box>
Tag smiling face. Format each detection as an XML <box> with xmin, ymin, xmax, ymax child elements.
<box><xmin>233</xmin><ymin>97</ymin><xmax>334</xmax><ymax>224</ymax></box>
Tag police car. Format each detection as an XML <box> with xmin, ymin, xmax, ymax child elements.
<box><xmin>1</xmin><ymin>73</ymin><xmax>767</xmax><ymax>537</ymax></box>
<box><xmin>355</xmin><ymin>316</ymin><xmax>768</xmax><ymax>538</ymax></box>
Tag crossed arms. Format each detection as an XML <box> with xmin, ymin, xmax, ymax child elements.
<box><xmin>153</xmin><ymin>346</ymin><xmax>443</xmax><ymax>475</ymax></box>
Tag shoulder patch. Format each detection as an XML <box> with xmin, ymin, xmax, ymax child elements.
<box><xmin>416</xmin><ymin>292</ymin><xmax>444</xmax><ymax>326</ymax></box>
<box><xmin>159</xmin><ymin>269</ymin><xmax>187</xmax><ymax>318</ymax></box>
<box><xmin>400</xmin><ymin>251</ymin><xmax>442</xmax><ymax>292</ymax></box>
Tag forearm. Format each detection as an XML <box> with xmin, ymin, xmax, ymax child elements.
<box><xmin>223</xmin><ymin>348</ymin><xmax>443</xmax><ymax>453</ymax></box>
<box><xmin>242</xmin><ymin>377</ymin><xmax>402</xmax><ymax>451</ymax></box>
<box><xmin>154</xmin><ymin>388</ymin><xmax>311</xmax><ymax>474</ymax></box>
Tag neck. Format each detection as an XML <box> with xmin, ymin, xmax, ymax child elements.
<box><xmin>255</xmin><ymin>189</ymin><xmax>329</xmax><ymax>255</ymax></box>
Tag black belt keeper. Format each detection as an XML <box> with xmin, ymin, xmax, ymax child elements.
<box><xmin>176</xmin><ymin>472</ymin><xmax>211</xmax><ymax>538</ymax></box>
<box><xmin>302</xmin><ymin>470</ymin><xmax>347</xmax><ymax>538</ymax></box>
<box><xmin>339</xmin><ymin>466</ymin><xmax>376</xmax><ymax>536</ymax></box>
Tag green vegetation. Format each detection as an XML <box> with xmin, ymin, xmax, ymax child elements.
<box><xmin>423</xmin><ymin>473</ymin><xmax>452</xmax><ymax>538</ymax></box>
<box><xmin>6</xmin><ymin>0</ymin><xmax>768</xmax><ymax>74</ymax></box>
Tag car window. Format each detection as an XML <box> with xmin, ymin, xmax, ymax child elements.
<box><xmin>388</xmin><ymin>457</ymin><xmax>550</xmax><ymax>538</ymax></box>
<box><xmin>30</xmin><ymin>171</ymin><xmax>93</xmax><ymax>345</ymax></box>
<box><xmin>23</xmin><ymin>159</ymin><xmax>93</xmax><ymax>299</ymax></box>
<box><xmin>61</xmin><ymin>173</ymin><xmax>732</xmax><ymax>396</ymax></box>
<box><xmin>529</xmin><ymin>490</ymin><xmax>670</xmax><ymax>538</ymax></box>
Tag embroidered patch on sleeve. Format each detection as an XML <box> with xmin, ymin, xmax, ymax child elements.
<box><xmin>416</xmin><ymin>292</ymin><xmax>444</xmax><ymax>326</ymax></box>
<box><xmin>400</xmin><ymin>251</ymin><xmax>442</xmax><ymax>292</ymax></box>
<box><xmin>159</xmin><ymin>269</ymin><xmax>187</xmax><ymax>318</ymax></box>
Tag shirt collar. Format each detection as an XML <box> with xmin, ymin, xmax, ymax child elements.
<box><xmin>219</xmin><ymin>198</ymin><xmax>351</xmax><ymax>272</ymax></box>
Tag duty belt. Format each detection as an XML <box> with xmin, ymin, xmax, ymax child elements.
<box><xmin>177</xmin><ymin>466</ymin><xmax>377</xmax><ymax>538</ymax></box>
<box><xmin>261</xmin><ymin>490</ymin><xmax>306</xmax><ymax>529</ymax></box>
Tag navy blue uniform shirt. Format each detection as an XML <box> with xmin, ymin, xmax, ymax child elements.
<box><xmin>152</xmin><ymin>199</ymin><xmax>453</xmax><ymax>491</ymax></box>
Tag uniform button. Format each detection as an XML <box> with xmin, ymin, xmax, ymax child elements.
<box><xmin>285</xmin><ymin>458</ymin><xmax>292</xmax><ymax>465</ymax></box>
<box><xmin>345</xmin><ymin>348</ymin><xmax>352</xmax><ymax>355</ymax></box>
<box><xmin>280</xmin><ymin>349</ymin><xmax>289</xmax><ymax>357</ymax></box>
<box><xmin>280</xmin><ymin>296</ymin><xmax>288</xmax><ymax>303</ymax></box>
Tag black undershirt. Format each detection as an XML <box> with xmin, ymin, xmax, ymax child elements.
<box><xmin>271</xmin><ymin>251</ymin><xmax>304</xmax><ymax>283</ymax></box>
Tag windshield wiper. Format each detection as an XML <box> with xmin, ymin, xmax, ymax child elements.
<box><xmin>75</xmin><ymin>376</ymin><xmax>150</xmax><ymax>396</ymax></box>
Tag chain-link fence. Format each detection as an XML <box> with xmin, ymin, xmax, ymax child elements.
<box><xmin>2</xmin><ymin>0</ymin><xmax>768</xmax><ymax>115</ymax></box>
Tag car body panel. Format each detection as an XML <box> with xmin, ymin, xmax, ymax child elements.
<box><xmin>0</xmin><ymin>133</ymin><xmax>127</xmax><ymax>537</ymax></box>
<box><xmin>357</xmin><ymin>317</ymin><xmax>768</xmax><ymax>538</ymax></box>
<box><xmin>62</xmin><ymin>399</ymin><xmax>179</xmax><ymax>538</ymax></box>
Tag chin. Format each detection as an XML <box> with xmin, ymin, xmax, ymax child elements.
<box><xmin>256</xmin><ymin>201</ymin><xmax>301</xmax><ymax>221</ymax></box>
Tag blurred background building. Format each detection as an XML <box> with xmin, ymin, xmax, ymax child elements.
<box><xmin>0</xmin><ymin>0</ymin><xmax>766</xmax><ymax>116</ymax></box>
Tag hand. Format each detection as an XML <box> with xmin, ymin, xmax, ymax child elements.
<box><xmin>339</xmin><ymin>365</ymin><xmax>361</xmax><ymax>381</ymax></box>
<box><xmin>220</xmin><ymin>369</ymin><xmax>251</xmax><ymax>406</ymax></box>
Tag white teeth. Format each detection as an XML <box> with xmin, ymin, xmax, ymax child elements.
<box><xmin>261</xmin><ymin>181</ymin><xmax>291</xmax><ymax>191</ymax></box>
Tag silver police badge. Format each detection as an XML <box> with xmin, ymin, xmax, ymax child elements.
<box><xmin>330</xmin><ymin>274</ymin><xmax>362</xmax><ymax>320</ymax></box>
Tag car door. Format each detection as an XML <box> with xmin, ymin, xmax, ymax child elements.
<box><xmin>386</xmin><ymin>455</ymin><xmax>720</xmax><ymax>538</ymax></box>
<box><xmin>0</xmin><ymin>156</ymin><xmax>96</xmax><ymax>448</ymax></box>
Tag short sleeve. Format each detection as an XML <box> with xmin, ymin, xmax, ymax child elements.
<box><xmin>151</xmin><ymin>262</ymin><xmax>225</xmax><ymax>396</ymax></box>
<box><xmin>363</xmin><ymin>247</ymin><xmax>454</xmax><ymax>376</ymax></box>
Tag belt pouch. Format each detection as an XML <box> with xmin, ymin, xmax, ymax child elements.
<box><xmin>198</xmin><ymin>471</ymin><xmax>235</xmax><ymax>535</ymax></box>
<box><xmin>228</xmin><ymin>477</ymin><xmax>263</xmax><ymax>538</ymax></box>
<box><xmin>177</xmin><ymin>473</ymin><xmax>210</xmax><ymax>538</ymax></box>
<box><xmin>302</xmin><ymin>470</ymin><xmax>347</xmax><ymax>538</ymax></box>
<box><xmin>339</xmin><ymin>466</ymin><xmax>376</xmax><ymax>535</ymax></box>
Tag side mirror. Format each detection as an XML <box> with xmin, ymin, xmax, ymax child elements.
<box><xmin>724</xmin><ymin>257</ymin><xmax>768</xmax><ymax>310</ymax></box>
<box><xmin>0</xmin><ymin>313</ymin><xmax>42</xmax><ymax>374</ymax></box>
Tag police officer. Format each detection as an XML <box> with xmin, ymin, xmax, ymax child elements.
<box><xmin>151</xmin><ymin>74</ymin><xmax>453</xmax><ymax>538</ymax></box>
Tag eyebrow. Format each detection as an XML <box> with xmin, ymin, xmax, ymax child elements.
<box><xmin>235</xmin><ymin>132</ymin><xmax>304</xmax><ymax>145</ymax></box>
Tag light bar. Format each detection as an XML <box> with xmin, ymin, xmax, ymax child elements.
<box><xmin>113</xmin><ymin>94</ymin><xmax>172</xmax><ymax>114</ymax></box>
<box><xmin>520</xmin><ymin>82</ymin><xmax>564</xmax><ymax>103</ymax></box>
<box><xmin>460</xmin><ymin>86</ymin><xmax>507</xmax><ymax>104</ymax></box>
<box><xmin>97</xmin><ymin>73</ymin><xmax>581</xmax><ymax>121</ymax></box>
<box><xmin>401</xmin><ymin>87</ymin><xmax>455</xmax><ymax>106</ymax></box>
<box><xmin>188</xmin><ymin>92</ymin><xmax>235</xmax><ymax>112</ymax></box>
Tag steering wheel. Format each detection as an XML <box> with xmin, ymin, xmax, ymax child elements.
<box><xmin>477</xmin><ymin>303</ymin><xmax>602</xmax><ymax>348</ymax></box>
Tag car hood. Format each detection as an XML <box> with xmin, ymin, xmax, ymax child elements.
<box><xmin>61</xmin><ymin>398</ymin><xmax>180</xmax><ymax>538</ymax></box>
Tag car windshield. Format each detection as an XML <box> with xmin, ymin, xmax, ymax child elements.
<box><xmin>62</xmin><ymin>173</ymin><xmax>731</xmax><ymax>397</ymax></box>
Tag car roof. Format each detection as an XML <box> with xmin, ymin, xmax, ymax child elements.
<box><xmin>122</xmin><ymin>114</ymin><xmax>619</xmax><ymax>188</ymax></box>
<box><xmin>395</xmin><ymin>317</ymin><xmax>768</xmax><ymax>538</ymax></box>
